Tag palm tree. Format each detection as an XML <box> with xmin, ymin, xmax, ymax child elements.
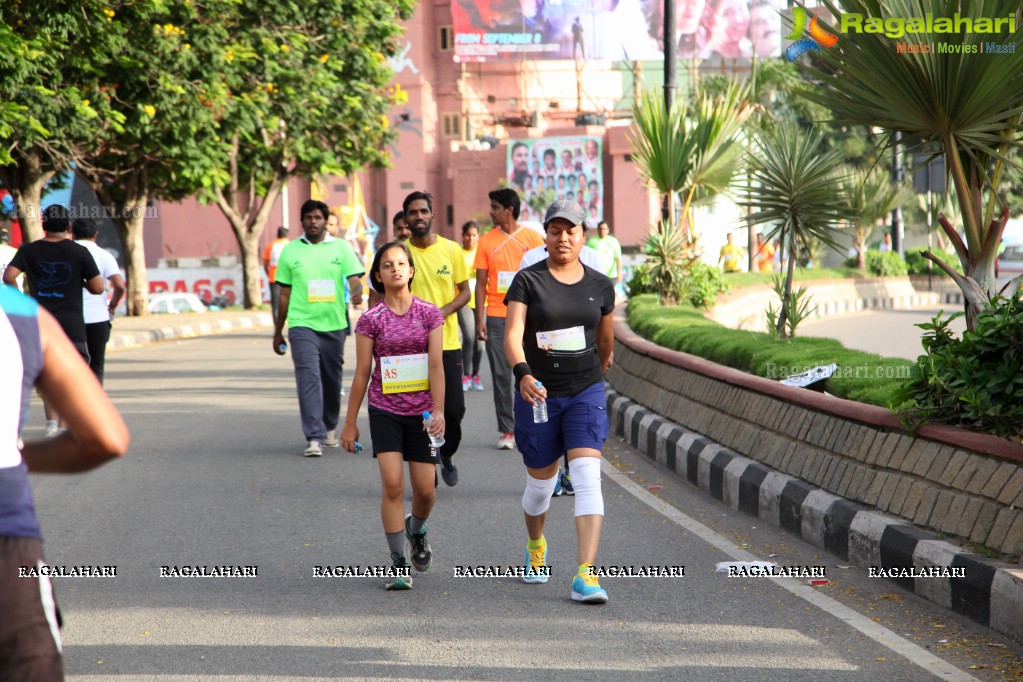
<box><xmin>801</xmin><ymin>0</ymin><xmax>1023</xmax><ymax>328</ymax></box>
<box><xmin>629</xmin><ymin>81</ymin><xmax>754</xmax><ymax>303</ymax></box>
<box><xmin>743</xmin><ymin>124</ymin><xmax>851</xmax><ymax>337</ymax></box>
<box><xmin>629</xmin><ymin>82</ymin><xmax>754</xmax><ymax>231</ymax></box>
<box><xmin>842</xmin><ymin>167</ymin><xmax>915</xmax><ymax>269</ymax></box>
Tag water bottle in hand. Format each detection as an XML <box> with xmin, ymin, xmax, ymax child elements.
<box><xmin>533</xmin><ymin>382</ymin><xmax>548</xmax><ymax>424</ymax></box>
<box><xmin>422</xmin><ymin>411</ymin><xmax>445</xmax><ymax>452</ymax></box>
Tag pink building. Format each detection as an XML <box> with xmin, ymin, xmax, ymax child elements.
<box><xmin>150</xmin><ymin>0</ymin><xmax>674</xmax><ymax>268</ymax></box>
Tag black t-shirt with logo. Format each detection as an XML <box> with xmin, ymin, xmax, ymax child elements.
<box><xmin>10</xmin><ymin>239</ymin><xmax>100</xmax><ymax>343</ymax></box>
<box><xmin>504</xmin><ymin>260</ymin><xmax>615</xmax><ymax>397</ymax></box>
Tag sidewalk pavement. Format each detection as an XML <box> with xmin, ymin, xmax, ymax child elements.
<box><xmin>106</xmin><ymin>309</ymin><xmax>275</xmax><ymax>351</ymax></box>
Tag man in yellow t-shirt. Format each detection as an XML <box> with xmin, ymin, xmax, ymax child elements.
<box><xmin>474</xmin><ymin>188</ymin><xmax>544</xmax><ymax>450</ymax></box>
<box><xmin>405</xmin><ymin>191</ymin><xmax>470</xmax><ymax>486</ymax></box>
<box><xmin>718</xmin><ymin>233</ymin><xmax>742</xmax><ymax>273</ymax></box>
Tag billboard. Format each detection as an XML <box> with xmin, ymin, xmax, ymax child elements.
<box><xmin>452</xmin><ymin>0</ymin><xmax>784</xmax><ymax>62</ymax></box>
<box><xmin>508</xmin><ymin>136</ymin><xmax>604</xmax><ymax>227</ymax></box>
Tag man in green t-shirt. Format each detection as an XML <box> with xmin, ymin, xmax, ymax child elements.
<box><xmin>273</xmin><ymin>200</ymin><xmax>365</xmax><ymax>457</ymax></box>
<box><xmin>586</xmin><ymin>221</ymin><xmax>623</xmax><ymax>283</ymax></box>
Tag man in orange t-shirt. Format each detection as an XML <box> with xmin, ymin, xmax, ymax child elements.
<box><xmin>753</xmin><ymin>232</ymin><xmax>775</xmax><ymax>273</ymax></box>
<box><xmin>474</xmin><ymin>188</ymin><xmax>544</xmax><ymax>450</ymax></box>
<box><xmin>263</xmin><ymin>226</ymin><xmax>291</xmax><ymax>322</ymax></box>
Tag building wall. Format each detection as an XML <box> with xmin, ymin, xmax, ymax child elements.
<box><xmin>147</xmin><ymin>2</ymin><xmax>670</xmax><ymax>262</ymax></box>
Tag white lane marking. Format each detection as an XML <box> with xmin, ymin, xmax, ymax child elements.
<box><xmin>602</xmin><ymin>460</ymin><xmax>980</xmax><ymax>682</ymax></box>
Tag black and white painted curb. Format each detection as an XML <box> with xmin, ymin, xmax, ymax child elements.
<box><xmin>606</xmin><ymin>387</ymin><xmax>1023</xmax><ymax>640</ymax></box>
<box><xmin>107</xmin><ymin>313</ymin><xmax>274</xmax><ymax>351</ymax></box>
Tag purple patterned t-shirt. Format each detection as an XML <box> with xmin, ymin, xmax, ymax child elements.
<box><xmin>355</xmin><ymin>296</ymin><xmax>443</xmax><ymax>416</ymax></box>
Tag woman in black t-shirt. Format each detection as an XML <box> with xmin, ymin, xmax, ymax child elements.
<box><xmin>504</xmin><ymin>200</ymin><xmax>615</xmax><ymax>604</ymax></box>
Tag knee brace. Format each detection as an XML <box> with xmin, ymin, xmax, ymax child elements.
<box><xmin>569</xmin><ymin>457</ymin><xmax>603</xmax><ymax>517</ymax></box>
<box><xmin>522</xmin><ymin>473</ymin><xmax>558</xmax><ymax>516</ymax></box>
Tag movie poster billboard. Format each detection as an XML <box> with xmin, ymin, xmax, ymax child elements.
<box><xmin>451</xmin><ymin>0</ymin><xmax>784</xmax><ymax>63</ymax></box>
<box><xmin>508</xmin><ymin>136</ymin><xmax>603</xmax><ymax>227</ymax></box>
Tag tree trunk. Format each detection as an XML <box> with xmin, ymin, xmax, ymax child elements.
<box><xmin>777</xmin><ymin>222</ymin><xmax>797</xmax><ymax>339</ymax></box>
<box><xmin>239</xmin><ymin>230</ymin><xmax>264</xmax><ymax>309</ymax></box>
<box><xmin>931</xmin><ymin>207</ymin><xmax>1010</xmax><ymax>330</ymax></box>
<box><xmin>0</xmin><ymin>148</ymin><xmax>56</xmax><ymax>243</ymax></box>
<box><xmin>854</xmin><ymin>227</ymin><xmax>867</xmax><ymax>269</ymax></box>
<box><xmin>211</xmin><ymin>137</ymin><xmax>287</xmax><ymax>309</ymax></box>
<box><xmin>88</xmin><ymin>171</ymin><xmax>151</xmax><ymax>316</ymax></box>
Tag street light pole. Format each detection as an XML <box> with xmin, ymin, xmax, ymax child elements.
<box><xmin>891</xmin><ymin>130</ymin><xmax>903</xmax><ymax>255</ymax></box>
<box><xmin>664</xmin><ymin>0</ymin><xmax>676</xmax><ymax>113</ymax></box>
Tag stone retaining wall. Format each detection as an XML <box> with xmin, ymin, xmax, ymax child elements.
<box><xmin>606</xmin><ymin>317</ymin><xmax>1023</xmax><ymax>558</ymax></box>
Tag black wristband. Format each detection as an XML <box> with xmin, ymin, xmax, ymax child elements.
<box><xmin>513</xmin><ymin>362</ymin><xmax>532</xmax><ymax>384</ymax></box>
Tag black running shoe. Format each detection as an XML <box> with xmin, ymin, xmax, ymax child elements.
<box><xmin>405</xmin><ymin>514</ymin><xmax>433</xmax><ymax>572</ymax></box>
<box><xmin>440</xmin><ymin>455</ymin><xmax>458</xmax><ymax>486</ymax></box>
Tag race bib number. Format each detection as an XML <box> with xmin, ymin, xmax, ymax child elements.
<box><xmin>381</xmin><ymin>353</ymin><xmax>429</xmax><ymax>394</ymax></box>
<box><xmin>536</xmin><ymin>326</ymin><xmax>586</xmax><ymax>351</ymax></box>
<box><xmin>308</xmin><ymin>279</ymin><xmax>336</xmax><ymax>303</ymax></box>
<box><xmin>497</xmin><ymin>271</ymin><xmax>516</xmax><ymax>294</ymax></box>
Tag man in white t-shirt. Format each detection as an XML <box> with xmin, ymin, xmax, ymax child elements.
<box><xmin>0</xmin><ymin>227</ymin><xmax>20</xmax><ymax>292</ymax></box>
<box><xmin>73</xmin><ymin>218</ymin><xmax>126</xmax><ymax>385</ymax></box>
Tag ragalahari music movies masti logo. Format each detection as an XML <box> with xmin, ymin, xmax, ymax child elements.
<box><xmin>785</xmin><ymin>6</ymin><xmax>839</xmax><ymax>61</ymax></box>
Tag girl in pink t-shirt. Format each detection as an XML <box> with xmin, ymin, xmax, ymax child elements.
<box><xmin>342</xmin><ymin>241</ymin><xmax>445</xmax><ymax>590</ymax></box>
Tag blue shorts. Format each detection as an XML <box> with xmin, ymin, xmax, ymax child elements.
<box><xmin>513</xmin><ymin>381</ymin><xmax>609</xmax><ymax>470</ymax></box>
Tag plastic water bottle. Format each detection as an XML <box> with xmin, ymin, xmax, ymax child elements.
<box><xmin>353</xmin><ymin>441</ymin><xmax>364</xmax><ymax>455</ymax></box>
<box><xmin>278</xmin><ymin>341</ymin><xmax>288</xmax><ymax>354</ymax></box>
<box><xmin>533</xmin><ymin>382</ymin><xmax>548</xmax><ymax>424</ymax></box>
<box><xmin>422</xmin><ymin>411</ymin><xmax>445</xmax><ymax>453</ymax></box>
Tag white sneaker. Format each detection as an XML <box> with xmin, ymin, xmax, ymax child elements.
<box><xmin>324</xmin><ymin>430</ymin><xmax>340</xmax><ymax>447</ymax></box>
<box><xmin>497</xmin><ymin>433</ymin><xmax>515</xmax><ymax>450</ymax></box>
<box><xmin>304</xmin><ymin>440</ymin><xmax>323</xmax><ymax>457</ymax></box>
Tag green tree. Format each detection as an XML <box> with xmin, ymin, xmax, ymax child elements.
<box><xmin>841</xmin><ymin>167</ymin><xmax>915</xmax><ymax>269</ymax></box>
<box><xmin>702</xmin><ymin>61</ymin><xmax>876</xmax><ymax>269</ymax></box>
<box><xmin>742</xmin><ymin>124</ymin><xmax>850</xmax><ymax>338</ymax></box>
<box><xmin>629</xmin><ymin>82</ymin><xmax>753</xmax><ymax>237</ymax></box>
<box><xmin>629</xmin><ymin>83</ymin><xmax>753</xmax><ymax>303</ymax></box>
<box><xmin>801</xmin><ymin>0</ymin><xmax>1023</xmax><ymax>328</ymax></box>
<box><xmin>204</xmin><ymin>0</ymin><xmax>414</xmax><ymax>309</ymax></box>
<box><xmin>74</xmin><ymin>2</ymin><xmax>231</xmax><ymax>315</ymax></box>
<box><xmin>0</xmin><ymin>2</ymin><xmax>124</xmax><ymax>241</ymax></box>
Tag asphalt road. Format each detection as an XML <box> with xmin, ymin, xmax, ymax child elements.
<box><xmin>801</xmin><ymin>308</ymin><xmax>969</xmax><ymax>361</ymax></box>
<box><xmin>23</xmin><ymin>330</ymin><xmax>1023</xmax><ymax>681</ymax></box>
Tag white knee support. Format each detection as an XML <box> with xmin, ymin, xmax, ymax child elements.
<box><xmin>522</xmin><ymin>473</ymin><xmax>558</xmax><ymax>516</ymax></box>
<box><xmin>570</xmin><ymin>457</ymin><xmax>603</xmax><ymax>517</ymax></box>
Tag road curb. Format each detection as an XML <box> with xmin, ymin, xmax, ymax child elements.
<box><xmin>107</xmin><ymin>313</ymin><xmax>274</xmax><ymax>351</ymax></box>
<box><xmin>605</xmin><ymin>386</ymin><xmax>1023</xmax><ymax>642</ymax></box>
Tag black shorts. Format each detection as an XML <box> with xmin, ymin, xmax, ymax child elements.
<box><xmin>368</xmin><ymin>406</ymin><xmax>437</xmax><ymax>464</ymax></box>
<box><xmin>0</xmin><ymin>536</ymin><xmax>63</xmax><ymax>680</ymax></box>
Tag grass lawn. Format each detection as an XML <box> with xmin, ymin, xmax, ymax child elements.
<box><xmin>625</xmin><ymin>294</ymin><xmax>913</xmax><ymax>408</ymax></box>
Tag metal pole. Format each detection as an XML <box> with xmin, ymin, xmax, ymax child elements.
<box><xmin>891</xmin><ymin>131</ymin><xmax>903</xmax><ymax>255</ymax></box>
<box><xmin>926</xmin><ymin>187</ymin><xmax>933</xmax><ymax>291</ymax></box>
<box><xmin>664</xmin><ymin>0</ymin><xmax>676</xmax><ymax>113</ymax></box>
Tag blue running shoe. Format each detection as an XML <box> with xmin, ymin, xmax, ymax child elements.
<box><xmin>571</xmin><ymin>570</ymin><xmax>608</xmax><ymax>603</ymax></box>
<box><xmin>523</xmin><ymin>537</ymin><xmax>550</xmax><ymax>584</ymax></box>
<box><xmin>552</xmin><ymin>470</ymin><xmax>564</xmax><ymax>497</ymax></box>
<box><xmin>561</xmin><ymin>470</ymin><xmax>574</xmax><ymax>496</ymax></box>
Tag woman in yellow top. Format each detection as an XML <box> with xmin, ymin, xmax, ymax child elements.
<box><xmin>457</xmin><ymin>221</ymin><xmax>484</xmax><ymax>391</ymax></box>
